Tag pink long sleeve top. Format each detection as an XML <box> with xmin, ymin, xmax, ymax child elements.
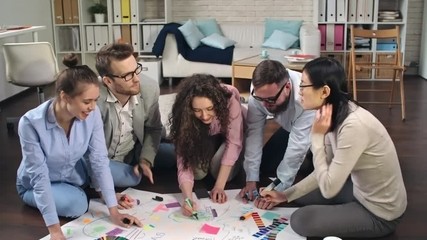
<box><xmin>177</xmin><ymin>84</ymin><xmax>244</xmax><ymax>187</ymax></box>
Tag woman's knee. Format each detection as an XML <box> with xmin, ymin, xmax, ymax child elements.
<box><xmin>290</xmin><ymin>206</ymin><xmax>325</xmax><ymax>237</ymax></box>
<box><xmin>52</xmin><ymin>184</ymin><xmax>88</xmax><ymax>218</ymax></box>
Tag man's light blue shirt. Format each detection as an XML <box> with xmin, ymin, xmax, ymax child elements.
<box><xmin>16</xmin><ymin>99</ymin><xmax>117</xmax><ymax>226</ymax></box>
<box><xmin>243</xmin><ymin>69</ymin><xmax>316</xmax><ymax>191</ymax></box>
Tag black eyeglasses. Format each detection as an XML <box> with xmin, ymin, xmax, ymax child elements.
<box><xmin>106</xmin><ymin>63</ymin><xmax>142</xmax><ymax>81</ymax></box>
<box><xmin>299</xmin><ymin>84</ymin><xmax>314</xmax><ymax>88</ymax></box>
<box><xmin>251</xmin><ymin>83</ymin><xmax>286</xmax><ymax>104</ymax></box>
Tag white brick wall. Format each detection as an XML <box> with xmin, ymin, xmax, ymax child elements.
<box><xmin>405</xmin><ymin>0</ymin><xmax>423</xmax><ymax>66</ymax></box>
<box><xmin>171</xmin><ymin>0</ymin><xmax>424</xmax><ymax>66</ymax></box>
<box><xmin>172</xmin><ymin>0</ymin><xmax>313</xmax><ymax>22</ymax></box>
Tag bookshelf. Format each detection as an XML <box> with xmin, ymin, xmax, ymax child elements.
<box><xmin>313</xmin><ymin>0</ymin><xmax>408</xmax><ymax>80</ymax></box>
<box><xmin>51</xmin><ymin>0</ymin><xmax>171</xmax><ymax>71</ymax></box>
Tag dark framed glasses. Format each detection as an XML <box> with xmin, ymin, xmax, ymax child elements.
<box><xmin>299</xmin><ymin>84</ymin><xmax>314</xmax><ymax>88</ymax></box>
<box><xmin>251</xmin><ymin>83</ymin><xmax>286</xmax><ymax>104</ymax></box>
<box><xmin>106</xmin><ymin>63</ymin><xmax>142</xmax><ymax>81</ymax></box>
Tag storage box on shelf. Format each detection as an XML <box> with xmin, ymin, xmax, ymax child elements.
<box><xmin>51</xmin><ymin>0</ymin><xmax>171</xmax><ymax>71</ymax></box>
<box><xmin>138</xmin><ymin>57</ymin><xmax>162</xmax><ymax>85</ymax></box>
<box><xmin>314</xmin><ymin>0</ymin><xmax>408</xmax><ymax>81</ymax></box>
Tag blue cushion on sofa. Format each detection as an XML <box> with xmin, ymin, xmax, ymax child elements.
<box><xmin>178</xmin><ymin>19</ymin><xmax>205</xmax><ymax>50</ymax></box>
<box><xmin>262</xmin><ymin>30</ymin><xmax>298</xmax><ymax>50</ymax></box>
<box><xmin>201</xmin><ymin>33</ymin><xmax>236</xmax><ymax>49</ymax></box>
<box><xmin>196</xmin><ymin>18</ymin><xmax>223</xmax><ymax>37</ymax></box>
<box><xmin>264</xmin><ymin>18</ymin><xmax>303</xmax><ymax>48</ymax></box>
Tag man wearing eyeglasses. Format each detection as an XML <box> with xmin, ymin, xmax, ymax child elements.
<box><xmin>239</xmin><ymin>60</ymin><xmax>316</xmax><ymax>207</ymax></box>
<box><xmin>94</xmin><ymin>43</ymin><xmax>163</xmax><ymax>190</ymax></box>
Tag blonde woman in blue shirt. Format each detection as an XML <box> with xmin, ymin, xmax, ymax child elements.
<box><xmin>16</xmin><ymin>54</ymin><xmax>142</xmax><ymax>240</ymax></box>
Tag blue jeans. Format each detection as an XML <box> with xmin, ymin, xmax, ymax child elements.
<box><xmin>108</xmin><ymin>142</ymin><xmax>176</xmax><ymax>187</ymax></box>
<box><xmin>17</xmin><ymin>183</ymin><xmax>89</xmax><ymax>219</ymax></box>
<box><xmin>16</xmin><ymin>159</ymin><xmax>89</xmax><ymax>219</ymax></box>
<box><xmin>109</xmin><ymin>160</ymin><xmax>141</xmax><ymax>187</ymax></box>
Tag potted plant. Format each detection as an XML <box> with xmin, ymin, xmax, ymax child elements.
<box><xmin>88</xmin><ymin>3</ymin><xmax>107</xmax><ymax>23</ymax></box>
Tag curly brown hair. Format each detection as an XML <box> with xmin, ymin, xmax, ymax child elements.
<box><xmin>169</xmin><ymin>74</ymin><xmax>232</xmax><ymax>172</ymax></box>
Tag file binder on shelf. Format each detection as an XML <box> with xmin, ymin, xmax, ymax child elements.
<box><xmin>336</xmin><ymin>0</ymin><xmax>345</xmax><ymax>22</ymax></box>
<box><xmin>86</xmin><ymin>26</ymin><xmax>95</xmax><ymax>51</ymax></box>
<box><xmin>113</xmin><ymin>25</ymin><xmax>122</xmax><ymax>43</ymax></box>
<box><xmin>53</xmin><ymin>0</ymin><xmax>64</xmax><ymax>24</ymax></box>
<box><xmin>100</xmin><ymin>27</ymin><xmax>109</xmax><ymax>50</ymax></box>
<box><xmin>364</xmin><ymin>0</ymin><xmax>374</xmax><ymax>22</ymax></box>
<box><xmin>62</xmin><ymin>0</ymin><xmax>73</xmax><ymax>24</ymax></box>
<box><xmin>326</xmin><ymin>24</ymin><xmax>335</xmax><ymax>51</ymax></box>
<box><xmin>131</xmin><ymin>25</ymin><xmax>138</xmax><ymax>50</ymax></box>
<box><xmin>113</xmin><ymin>0</ymin><xmax>122</xmax><ymax>23</ymax></box>
<box><xmin>348</xmin><ymin>0</ymin><xmax>357</xmax><ymax>22</ymax></box>
<box><xmin>130</xmin><ymin>0</ymin><xmax>138</xmax><ymax>23</ymax></box>
<box><xmin>94</xmin><ymin>26</ymin><xmax>103</xmax><ymax>51</ymax></box>
<box><xmin>334</xmin><ymin>25</ymin><xmax>344</xmax><ymax>50</ymax></box>
<box><xmin>326</xmin><ymin>0</ymin><xmax>336</xmax><ymax>22</ymax></box>
<box><xmin>121</xmin><ymin>0</ymin><xmax>131</xmax><ymax>23</ymax></box>
<box><xmin>71</xmin><ymin>0</ymin><xmax>79</xmax><ymax>23</ymax></box>
<box><xmin>319</xmin><ymin>0</ymin><xmax>326</xmax><ymax>22</ymax></box>
<box><xmin>356</xmin><ymin>0</ymin><xmax>365</xmax><ymax>22</ymax></box>
<box><xmin>319</xmin><ymin>24</ymin><xmax>327</xmax><ymax>51</ymax></box>
<box><xmin>121</xmin><ymin>25</ymin><xmax>132</xmax><ymax>45</ymax></box>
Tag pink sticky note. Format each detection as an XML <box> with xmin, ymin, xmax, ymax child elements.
<box><xmin>153</xmin><ymin>204</ymin><xmax>168</xmax><ymax>212</ymax></box>
<box><xmin>200</xmin><ymin>223</ymin><xmax>220</xmax><ymax>235</ymax></box>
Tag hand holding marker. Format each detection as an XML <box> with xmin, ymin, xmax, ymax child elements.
<box><xmin>184</xmin><ymin>198</ymin><xmax>199</xmax><ymax>220</ymax></box>
<box><xmin>261</xmin><ymin>178</ymin><xmax>281</xmax><ymax>195</ymax></box>
<box><xmin>120</xmin><ymin>195</ymin><xmax>140</xmax><ymax>205</ymax></box>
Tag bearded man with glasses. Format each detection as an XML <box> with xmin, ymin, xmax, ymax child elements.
<box><xmin>239</xmin><ymin>60</ymin><xmax>316</xmax><ymax>208</ymax></box>
<box><xmin>93</xmin><ymin>43</ymin><xmax>163</xmax><ymax>205</ymax></box>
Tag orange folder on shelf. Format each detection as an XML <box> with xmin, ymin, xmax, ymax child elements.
<box><xmin>71</xmin><ymin>0</ymin><xmax>79</xmax><ymax>23</ymax></box>
<box><xmin>53</xmin><ymin>0</ymin><xmax>64</xmax><ymax>24</ymax></box>
<box><xmin>62</xmin><ymin>0</ymin><xmax>73</xmax><ymax>24</ymax></box>
<box><xmin>121</xmin><ymin>25</ymin><xmax>132</xmax><ymax>45</ymax></box>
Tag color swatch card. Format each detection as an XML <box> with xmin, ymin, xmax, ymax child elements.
<box><xmin>40</xmin><ymin>189</ymin><xmax>305</xmax><ymax>240</ymax></box>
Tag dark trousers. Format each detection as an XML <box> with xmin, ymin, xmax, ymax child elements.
<box><xmin>260</xmin><ymin>127</ymin><xmax>313</xmax><ymax>177</ymax></box>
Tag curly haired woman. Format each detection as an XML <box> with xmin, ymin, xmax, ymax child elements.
<box><xmin>168</xmin><ymin>74</ymin><xmax>245</xmax><ymax>217</ymax></box>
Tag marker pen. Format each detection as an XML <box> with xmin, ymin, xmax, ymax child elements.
<box><xmin>184</xmin><ymin>198</ymin><xmax>199</xmax><ymax>220</ymax></box>
<box><xmin>239</xmin><ymin>212</ymin><xmax>253</xmax><ymax>220</ymax></box>
<box><xmin>262</xmin><ymin>178</ymin><xmax>281</xmax><ymax>193</ymax></box>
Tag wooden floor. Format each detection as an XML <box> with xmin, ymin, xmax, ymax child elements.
<box><xmin>0</xmin><ymin>76</ymin><xmax>426</xmax><ymax>240</ymax></box>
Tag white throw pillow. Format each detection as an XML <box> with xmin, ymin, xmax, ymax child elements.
<box><xmin>178</xmin><ymin>19</ymin><xmax>205</xmax><ymax>50</ymax></box>
<box><xmin>201</xmin><ymin>33</ymin><xmax>236</xmax><ymax>50</ymax></box>
<box><xmin>262</xmin><ymin>29</ymin><xmax>299</xmax><ymax>50</ymax></box>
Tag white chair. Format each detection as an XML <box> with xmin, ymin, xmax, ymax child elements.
<box><xmin>2</xmin><ymin>42</ymin><xmax>59</xmax><ymax>131</ymax></box>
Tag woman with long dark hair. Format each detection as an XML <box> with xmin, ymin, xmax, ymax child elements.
<box><xmin>260</xmin><ymin>57</ymin><xmax>407</xmax><ymax>238</ymax></box>
<box><xmin>169</xmin><ymin>74</ymin><xmax>245</xmax><ymax>217</ymax></box>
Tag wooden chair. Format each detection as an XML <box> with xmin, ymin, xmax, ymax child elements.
<box><xmin>348</xmin><ymin>25</ymin><xmax>405</xmax><ymax>120</ymax></box>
